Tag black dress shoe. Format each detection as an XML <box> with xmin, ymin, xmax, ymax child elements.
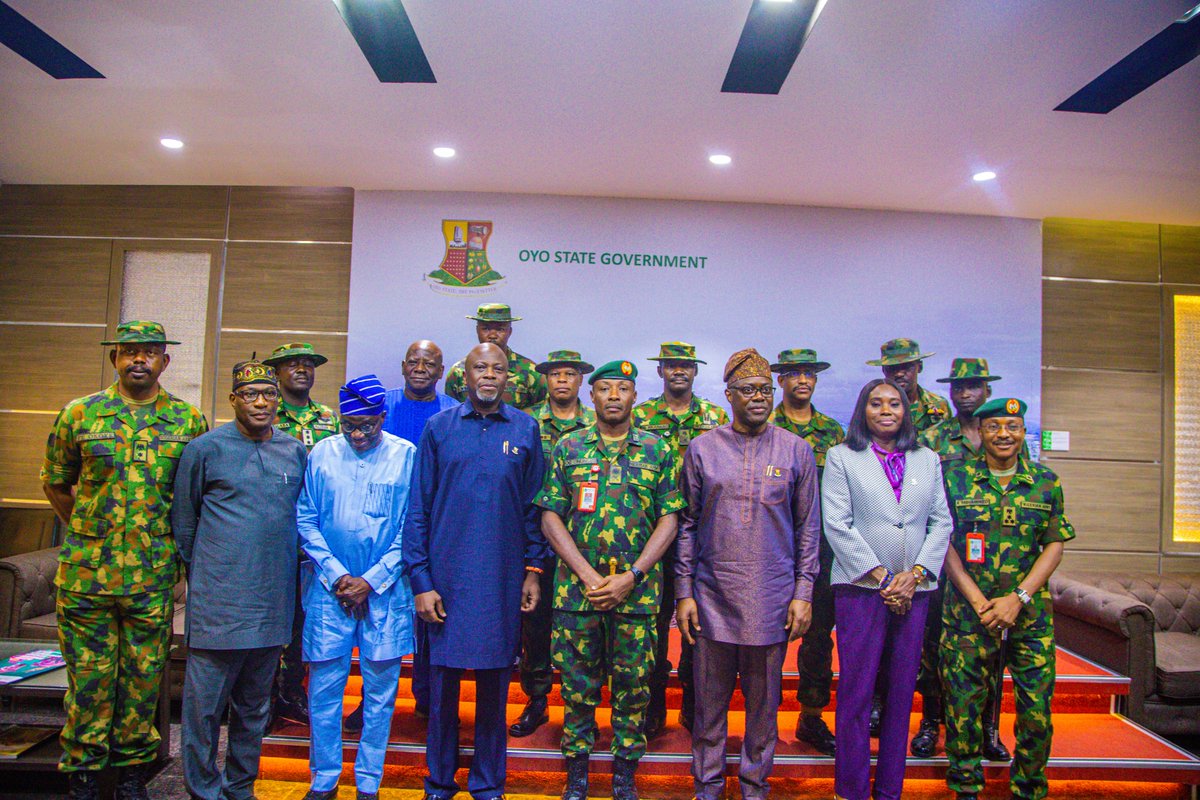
<box><xmin>344</xmin><ymin>702</ymin><xmax>364</xmax><ymax>733</ymax></box>
<box><xmin>302</xmin><ymin>789</ymin><xmax>338</xmax><ymax>800</ymax></box>
<box><xmin>275</xmin><ymin>693</ymin><xmax>310</xmax><ymax>726</ymax></box>
<box><xmin>982</xmin><ymin>720</ymin><xmax>1012</xmax><ymax>762</ymax></box>
<box><xmin>795</xmin><ymin>714</ymin><xmax>836</xmax><ymax>756</ymax></box>
<box><xmin>868</xmin><ymin>695</ymin><xmax>882</xmax><ymax>738</ymax></box>
<box><xmin>909</xmin><ymin>717</ymin><xmax>940</xmax><ymax>758</ymax></box>
<box><xmin>68</xmin><ymin>771</ymin><xmax>101</xmax><ymax>800</ymax></box>
<box><xmin>642</xmin><ymin>705</ymin><xmax>666</xmax><ymax>740</ymax></box>
<box><xmin>509</xmin><ymin>695</ymin><xmax>549</xmax><ymax>738</ymax></box>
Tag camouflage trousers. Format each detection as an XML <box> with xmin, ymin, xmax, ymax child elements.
<box><xmin>56</xmin><ymin>587</ymin><xmax>173</xmax><ymax>772</ymax></box>
<box><xmin>552</xmin><ymin>610</ymin><xmax>657</xmax><ymax>760</ymax></box>
<box><xmin>940</xmin><ymin>621</ymin><xmax>1055</xmax><ymax>800</ymax></box>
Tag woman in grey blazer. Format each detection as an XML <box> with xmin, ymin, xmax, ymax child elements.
<box><xmin>821</xmin><ymin>378</ymin><xmax>952</xmax><ymax>800</ymax></box>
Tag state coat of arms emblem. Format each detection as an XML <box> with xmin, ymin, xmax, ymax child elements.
<box><xmin>425</xmin><ymin>220</ymin><xmax>506</xmax><ymax>293</ymax></box>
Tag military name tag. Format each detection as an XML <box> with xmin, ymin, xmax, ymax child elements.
<box><xmin>78</xmin><ymin>432</ymin><xmax>117</xmax><ymax>442</ymax></box>
<box><xmin>577</xmin><ymin>482</ymin><xmax>599</xmax><ymax>513</ymax></box>
<box><xmin>1002</xmin><ymin>506</ymin><xmax>1018</xmax><ymax>526</ymax></box>
<box><xmin>302</xmin><ymin>429</ymin><xmax>315</xmax><ymax>447</ymax></box>
<box><xmin>133</xmin><ymin>440</ymin><xmax>148</xmax><ymax>462</ymax></box>
<box><xmin>966</xmin><ymin>531</ymin><xmax>985</xmax><ymax>563</ymax></box>
<box><xmin>159</xmin><ymin>434</ymin><xmax>193</xmax><ymax>443</ymax></box>
<box><xmin>1021</xmin><ymin>501</ymin><xmax>1052</xmax><ymax>512</ymax></box>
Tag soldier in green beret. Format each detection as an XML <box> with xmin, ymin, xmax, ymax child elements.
<box><xmin>867</xmin><ymin>338</ymin><xmax>950</xmax><ymax>433</ymax></box>
<box><xmin>911</xmin><ymin>358</ymin><xmax>1011</xmax><ymax>759</ymax></box>
<box><xmin>511</xmin><ymin>351</ymin><xmax>597</xmax><ymax>739</ymax></box>
<box><xmin>444</xmin><ymin>303</ymin><xmax>547</xmax><ymax>410</ymax></box>
<box><xmin>632</xmin><ymin>341</ymin><xmax>728</xmax><ymax>736</ymax></box>
<box><xmin>940</xmin><ymin>398</ymin><xmax>1074</xmax><ymax>800</ymax></box>
<box><xmin>769</xmin><ymin>349</ymin><xmax>844</xmax><ymax>755</ymax></box>
<box><xmin>261</xmin><ymin>342</ymin><xmax>340</xmax><ymax>727</ymax></box>
<box><xmin>41</xmin><ymin>321</ymin><xmax>208</xmax><ymax>800</ymax></box>
<box><xmin>537</xmin><ymin>359</ymin><xmax>685</xmax><ymax>800</ymax></box>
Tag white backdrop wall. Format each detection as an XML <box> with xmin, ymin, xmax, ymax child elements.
<box><xmin>349</xmin><ymin>191</ymin><xmax>1041</xmax><ymax>432</ymax></box>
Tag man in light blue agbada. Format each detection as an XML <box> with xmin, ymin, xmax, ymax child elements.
<box><xmin>296</xmin><ymin>374</ymin><xmax>417</xmax><ymax>800</ymax></box>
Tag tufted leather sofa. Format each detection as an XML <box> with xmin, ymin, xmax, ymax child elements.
<box><xmin>1050</xmin><ymin>571</ymin><xmax>1200</xmax><ymax>736</ymax></box>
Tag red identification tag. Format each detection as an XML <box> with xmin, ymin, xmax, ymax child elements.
<box><xmin>966</xmin><ymin>531</ymin><xmax>985</xmax><ymax>563</ymax></box>
<box><xmin>577</xmin><ymin>482</ymin><xmax>599</xmax><ymax>513</ymax></box>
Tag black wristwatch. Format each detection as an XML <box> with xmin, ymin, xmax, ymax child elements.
<box><xmin>629</xmin><ymin>567</ymin><xmax>645</xmax><ymax>585</ymax></box>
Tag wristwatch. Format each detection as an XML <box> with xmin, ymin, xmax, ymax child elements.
<box><xmin>629</xmin><ymin>567</ymin><xmax>646</xmax><ymax>585</ymax></box>
<box><xmin>1014</xmin><ymin>587</ymin><xmax>1032</xmax><ymax>605</ymax></box>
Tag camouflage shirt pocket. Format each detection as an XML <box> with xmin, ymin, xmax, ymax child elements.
<box><xmin>152</xmin><ymin>439</ymin><xmax>188</xmax><ymax>484</ymax></box>
<box><xmin>80</xmin><ymin>438</ymin><xmax>118</xmax><ymax>482</ymax></box>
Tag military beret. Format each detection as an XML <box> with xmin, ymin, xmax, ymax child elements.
<box><xmin>974</xmin><ymin>397</ymin><xmax>1027</xmax><ymax>419</ymax></box>
<box><xmin>588</xmin><ymin>360</ymin><xmax>638</xmax><ymax>385</ymax></box>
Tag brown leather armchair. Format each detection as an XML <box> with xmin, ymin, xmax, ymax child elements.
<box><xmin>1050</xmin><ymin>571</ymin><xmax>1200</xmax><ymax>737</ymax></box>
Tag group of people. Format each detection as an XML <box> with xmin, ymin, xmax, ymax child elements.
<box><xmin>39</xmin><ymin>302</ymin><xmax>1073</xmax><ymax>800</ymax></box>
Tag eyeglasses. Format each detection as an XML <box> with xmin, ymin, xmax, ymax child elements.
<box><xmin>731</xmin><ymin>384</ymin><xmax>775</xmax><ymax>399</ymax></box>
<box><xmin>341</xmin><ymin>420</ymin><xmax>382</xmax><ymax>434</ymax></box>
<box><xmin>981</xmin><ymin>421</ymin><xmax>1024</xmax><ymax>435</ymax></box>
<box><xmin>234</xmin><ymin>388</ymin><xmax>279</xmax><ymax>402</ymax></box>
<box><xmin>781</xmin><ymin>369</ymin><xmax>816</xmax><ymax>379</ymax></box>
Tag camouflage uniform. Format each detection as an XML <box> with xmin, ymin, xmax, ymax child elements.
<box><xmin>910</xmin><ymin>385</ymin><xmax>951</xmax><ymax>433</ymax></box>
<box><xmin>274</xmin><ymin>399</ymin><xmax>338</xmax><ymax>452</ymax></box>
<box><xmin>42</xmin><ymin>382</ymin><xmax>207</xmax><ymax>772</ymax></box>
<box><xmin>940</xmin><ymin>455</ymin><xmax>1075</xmax><ymax>800</ymax></box>
<box><xmin>771</xmin><ymin>403</ymin><xmax>845</xmax><ymax>710</ymax></box>
<box><xmin>445</xmin><ymin>348</ymin><xmax>547</xmax><ymax>410</ymax></box>
<box><xmin>535</xmin><ymin>425</ymin><xmax>685</xmax><ymax>759</ymax></box>
<box><xmin>520</xmin><ymin>400</ymin><xmax>597</xmax><ymax>700</ymax></box>
<box><xmin>631</xmin><ymin>393</ymin><xmax>727</xmax><ymax>719</ymax></box>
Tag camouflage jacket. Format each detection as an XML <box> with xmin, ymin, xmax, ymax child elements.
<box><xmin>528</xmin><ymin>400</ymin><xmax>597</xmax><ymax>459</ymax></box>
<box><xmin>274</xmin><ymin>398</ymin><xmax>339</xmax><ymax>451</ymax></box>
<box><xmin>631</xmin><ymin>394</ymin><xmax>727</xmax><ymax>463</ymax></box>
<box><xmin>445</xmin><ymin>348</ymin><xmax>547</xmax><ymax>410</ymax></box>
<box><xmin>921</xmin><ymin>415</ymin><xmax>1030</xmax><ymax>466</ymax></box>
<box><xmin>41</xmin><ymin>382</ymin><xmax>209</xmax><ymax>596</ymax></box>
<box><xmin>910</xmin><ymin>385</ymin><xmax>951</xmax><ymax>433</ymax></box>
<box><xmin>942</xmin><ymin>455</ymin><xmax>1075</xmax><ymax>634</ymax></box>
<box><xmin>535</xmin><ymin>425</ymin><xmax>685</xmax><ymax>614</ymax></box>
<box><xmin>771</xmin><ymin>403</ymin><xmax>845</xmax><ymax>473</ymax></box>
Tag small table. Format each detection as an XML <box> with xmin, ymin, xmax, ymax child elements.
<box><xmin>0</xmin><ymin>638</ymin><xmax>171</xmax><ymax>772</ymax></box>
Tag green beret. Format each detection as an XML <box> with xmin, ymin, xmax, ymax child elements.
<box><xmin>588</xmin><ymin>359</ymin><xmax>638</xmax><ymax>385</ymax></box>
<box><xmin>974</xmin><ymin>397</ymin><xmax>1027</xmax><ymax>419</ymax></box>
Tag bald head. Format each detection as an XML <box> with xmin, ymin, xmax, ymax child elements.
<box><xmin>402</xmin><ymin>339</ymin><xmax>444</xmax><ymax>399</ymax></box>
<box><xmin>465</xmin><ymin>343</ymin><xmax>509</xmax><ymax>411</ymax></box>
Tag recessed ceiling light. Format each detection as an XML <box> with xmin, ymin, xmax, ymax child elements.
<box><xmin>433</xmin><ymin>146</ymin><xmax>456</xmax><ymax>158</ymax></box>
<box><xmin>709</xmin><ymin>154</ymin><xmax>732</xmax><ymax>166</ymax></box>
<box><xmin>973</xmin><ymin>170</ymin><xmax>997</xmax><ymax>182</ymax></box>
<box><xmin>160</xmin><ymin>138</ymin><xmax>184</xmax><ymax>150</ymax></box>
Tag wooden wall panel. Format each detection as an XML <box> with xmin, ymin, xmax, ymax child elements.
<box><xmin>0</xmin><ymin>414</ymin><xmax>55</xmax><ymax>503</ymax></box>
<box><xmin>1160</xmin><ymin>555</ymin><xmax>1200</xmax><ymax>575</ymax></box>
<box><xmin>1043</xmin><ymin>219</ymin><xmax>1160</xmax><ymax>281</ymax></box>
<box><xmin>0</xmin><ymin>238</ymin><xmax>112</xmax><ymax>323</ymax></box>
<box><xmin>217</xmin><ymin>332</ymin><xmax>347</xmax><ymax>412</ymax></box>
<box><xmin>1040</xmin><ymin>369</ymin><xmax>1161</xmax><ymax>461</ymax></box>
<box><xmin>221</xmin><ymin>242</ymin><xmax>351</xmax><ymax>331</ymax></box>
<box><xmin>1041</xmin><ymin>459</ymin><xmax>1161</xmax><ymax>552</ymax></box>
<box><xmin>1059</xmin><ymin>551</ymin><xmax>1160</xmax><ymax>573</ymax></box>
<box><xmin>1042</xmin><ymin>281</ymin><xmax>1161</xmax><ymax>371</ymax></box>
<box><xmin>227</xmin><ymin>187</ymin><xmax>354</xmax><ymax>243</ymax></box>
<box><xmin>1161</xmin><ymin>225</ymin><xmax>1200</xmax><ymax>285</ymax></box>
<box><xmin>0</xmin><ymin>185</ymin><xmax>228</xmax><ymax>239</ymax></box>
<box><xmin>0</xmin><ymin>327</ymin><xmax>105</xmax><ymax>410</ymax></box>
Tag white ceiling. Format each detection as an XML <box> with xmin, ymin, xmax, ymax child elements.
<box><xmin>2</xmin><ymin>0</ymin><xmax>1198</xmax><ymax>224</ymax></box>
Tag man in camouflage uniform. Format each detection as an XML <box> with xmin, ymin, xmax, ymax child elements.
<box><xmin>910</xmin><ymin>357</ymin><xmax>1008</xmax><ymax>759</ymax></box>
<box><xmin>537</xmin><ymin>359</ymin><xmax>685</xmax><ymax>800</ymax></box>
<box><xmin>41</xmin><ymin>321</ymin><xmax>208</xmax><ymax>800</ymax></box>
<box><xmin>940</xmin><ymin>398</ymin><xmax>1073</xmax><ymax>800</ymax></box>
<box><xmin>445</xmin><ymin>303</ymin><xmax>546</xmax><ymax>410</ymax></box>
<box><xmin>866</xmin><ymin>338</ymin><xmax>950</xmax><ymax>433</ymax></box>
<box><xmin>632</xmin><ymin>341</ymin><xmax>727</xmax><ymax>736</ymax></box>
<box><xmin>769</xmin><ymin>349</ymin><xmax>844</xmax><ymax>755</ymax></box>
<box><xmin>511</xmin><ymin>351</ymin><xmax>597</xmax><ymax>739</ymax></box>
<box><xmin>261</xmin><ymin>342</ymin><xmax>339</xmax><ymax>727</ymax></box>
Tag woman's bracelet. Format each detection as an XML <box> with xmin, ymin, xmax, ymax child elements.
<box><xmin>878</xmin><ymin>569</ymin><xmax>896</xmax><ymax>591</ymax></box>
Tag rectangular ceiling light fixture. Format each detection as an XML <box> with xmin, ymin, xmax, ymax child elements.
<box><xmin>722</xmin><ymin>0</ymin><xmax>827</xmax><ymax>95</ymax></box>
<box><xmin>333</xmin><ymin>0</ymin><xmax>435</xmax><ymax>84</ymax></box>
<box><xmin>1055</xmin><ymin>3</ymin><xmax>1200</xmax><ymax>114</ymax></box>
<box><xmin>0</xmin><ymin>0</ymin><xmax>103</xmax><ymax>79</ymax></box>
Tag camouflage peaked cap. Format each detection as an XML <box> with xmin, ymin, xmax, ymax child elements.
<box><xmin>232</xmin><ymin>358</ymin><xmax>277</xmax><ymax>390</ymax></box>
<box><xmin>101</xmin><ymin>320</ymin><xmax>180</xmax><ymax>346</ymax></box>
<box><xmin>865</xmin><ymin>337</ymin><xmax>935</xmax><ymax>366</ymax></box>
<box><xmin>262</xmin><ymin>342</ymin><xmax>328</xmax><ymax>368</ymax></box>
<box><xmin>935</xmin><ymin>357</ymin><xmax>1001</xmax><ymax>383</ymax></box>
<box><xmin>974</xmin><ymin>397</ymin><xmax>1027</xmax><ymax>419</ymax></box>
<box><xmin>536</xmin><ymin>350</ymin><xmax>595</xmax><ymax>375</ymax></box>
<box><xmin>770</xmin><ymin>348</ymin><xmax>831</xmax><ymax>374</ymax></box>
<box><xmin>467</xmin><ymin>303</ymin><xmax>522</xmax><ymax>322</ymax></box>
<box><xmin>724</xmin><ymin>348</ymin><xmax>771</xmax><ymax>384</ymax></box>
<box><xmin>589</xmin><ymin>360</ymin><xmax>638</xmax><ymax>385</ymax></box>
<box><xmin>647</xmin><ymin>341</ymin><xmax>706</xmax><ymax>364</ymax></box>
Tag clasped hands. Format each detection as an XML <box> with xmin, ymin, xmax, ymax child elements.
<box><xmin>973</xmin><ymin>592</ymin><xmax>1023</xmax><ymax>635</ymax></box>
<box><xmin>334</xmin><ymin>575</ymin><xmax>371</xmax><ymax>620</ymax></box>
<box><xmin>876</xmin><ymin>568</ymin><xmax>917</xmax><ymax>615</ymax></box>
<box><xmin>582</xmin><ymin>568</ymin><xmax>636</xmax><ymax>611</ymax></box>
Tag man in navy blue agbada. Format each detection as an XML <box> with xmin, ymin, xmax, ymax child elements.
<box><xmin>403</xmin><ymin>342</ymin><xmax>547</xmax><ymax>800</ymax></box>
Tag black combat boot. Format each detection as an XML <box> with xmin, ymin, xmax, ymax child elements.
<box><xmin>510</xmin><ymin>695</ymin><xmax>549</xmax><ymax>738</ymax></box>
<box><xmin>909</xmin><ymin>715</ymin><xmax>941</xmax><ymax>758</ymax></box>
<box><xmin>561</xmin><ymin>754</ymin><xmax>589</xmax><ymax>800</ymax></box>
<box><xmin>981</xmin><ymin>710</ymin><xmax>1012</xmax><ymax>762</ymax></box>
<box><xmin>68</xmin><ymin>771</ymin><xmax>101</xmax><ymax>800</ymax></box>
<box><xmin>611</xmin><ymin>756</ymin><xmax>639</xmax><ymax>800</ymax></box>
<box><xmin>115</xmin><ymin>762</ymin><xmax>152</xmax><ymax>800</ymax></box>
